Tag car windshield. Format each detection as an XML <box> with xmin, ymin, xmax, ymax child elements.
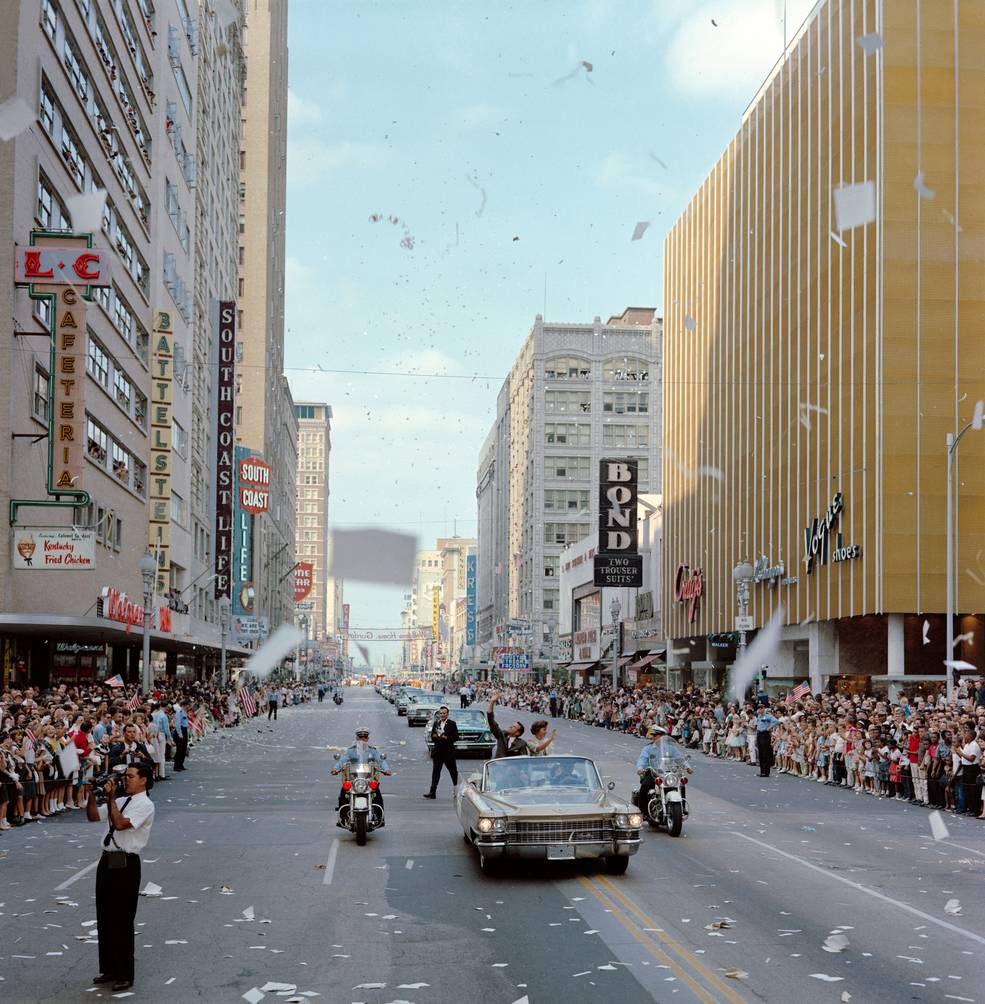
<box><xmin>483</xmin><ymin>757</ymin><xmax>602</xmax><ymax>792</ymax></box>
<box><xmin>451</xmin><ymin>710</ymin><xmax>487</xmax><ymax>728</ymax></box>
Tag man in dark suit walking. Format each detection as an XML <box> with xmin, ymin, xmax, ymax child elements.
<box><xmin>423</xmin><ymin>706</ymin><xmax>459</xmax><ymax>798</ymax></box>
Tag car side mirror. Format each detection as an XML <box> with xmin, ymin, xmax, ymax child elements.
<box><xmin>468</xmin><ymin>773</ymin><xmax>481</xmax><ymax>786</ymax></box>
<box><xmin>607</xmin><ymin>780</ymin><xmax>616</xmax><ymax>791</ymax></box>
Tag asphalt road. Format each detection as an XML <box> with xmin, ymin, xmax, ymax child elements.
<box><xmin>1</xmin><ymin>687</ymin><xmax>983</xmax><ymax>1004</ymax></box>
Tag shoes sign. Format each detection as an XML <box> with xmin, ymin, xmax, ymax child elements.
<box><xmin>803</xmin><ymin>492</ymin><xmax>862</xmax><ymax>573</ymax></box>
<box><xmin>594</xmin><ymin>459</ymin><xmax>643</xmax><ymax>587</ymax></box>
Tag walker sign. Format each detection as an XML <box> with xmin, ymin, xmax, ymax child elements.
<box><xmin>594</xmin><ymin>458</ymin><xmax>642</xmax><ymax>587</ymax></box>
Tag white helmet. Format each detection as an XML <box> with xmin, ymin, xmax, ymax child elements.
<box><xmin>646</xmin><ymin>725</ymin><xmax>668</xmax><ymax>739</ymax></box>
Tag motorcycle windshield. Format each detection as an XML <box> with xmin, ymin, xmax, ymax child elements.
<box><xmin>646</xmin><ymin>741</ymin><xmax>691</xmax><ymax>772</ymax></box>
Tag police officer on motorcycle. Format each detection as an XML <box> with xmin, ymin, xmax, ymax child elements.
<box><xmin>332</xmin><ymin>728</ymin><xmax>391</xmax><ymax>825</ymax></box>
<box><xmin>635</xmin><ymin>725</ymin><xmax>693</xmax><ymax>816</ymax></box>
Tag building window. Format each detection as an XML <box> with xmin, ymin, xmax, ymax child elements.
<box><xmin>113</xmin><ymin>369</ymin><xmax>132</xmax><ymax>411</ymax></box>
<box><xmin>113</xmin><ymin>292</ymin><xmax>134</xmax><ymax>340</ymax></box>
<box><xmin>544</xmin><ymin>455</ymin><xmax>591</xmax><ymax>480</ymax></box>
<box><xmin>87</xmin><ymin>338</ymin><xmax>110</xmax><ymax>387</ymax></box>
<box><xmin>173</xmin><ymin>419</ymin><xmax>188</xmax><ymax>458</ymax></box>
<box><xmin>134</xmin><ymin>390</ymin><xmax>147</xmax><ymax>428</ymax></box>
<box><xmin>41</xmin><ymin>0</ymin><xmax>58</xmax><ymax>40</ymax></box>
<box><xmin>545</xmin><ymin>422</ymin><xmax>590</xmax><ymax>446</ymax></box>
<box><xmin>39</xmin><ymin>82</ymin><xmax>56</xmax><ymax>135</ymax></box>
<box><xmin>63</xmin><ymin>29</ymin><xmax>90</xmax><ymax>103</ymax></box>
<box><xmin>545</xmin><ymin>390</ymin><xmax>591</xmax><ymax>414</ymax></box>
<box><xmin>602</xmin><ymin>423</ymin><xmax>649</xmax><ymax>448</ymax></box>
<box><xmin>543</xmin><ymin>589</ymin><xmax>559</xmax><ymax>611</ymax></box>
<box><xmin>34</xmin><ymin>296</ymin><xmax>52</xmax><ymax>330</ymax></box>
<box><xmin>37</xmin><ymin>175</ymin><xmax>54</xmax><ymax>227</ymax></box>
<box><xmin>544</xmin><ymin>555</ymin><xmax>559</xmax><ymax>578</ymax></box>
<box><xmin>173</xmin><ymin>62</ymin><xmax>192</xmax><ymax>115</ymax></box>
<box><xmin>544</xmin><ymin>489</ymin><xmax>589</xmax><ymax>513</ymax></box>
<box><xmin>60</xmin><ymin>122</ymin><xmax>86</xmax><ymax>188</ymax></box>
<box><xmin>603</xmin><ymin>357</ymin><xmax>649</xmax><ymax>382</ymax></box>
<box><xmin>543</xmin><ymin>522</ymin><xmax>590</xmax><ymax>546</ymax></box>
<box><xmin>602</xmin><ymin>391</ymin><xmax>648</xmax><ymax>415</ymax></box>
<box><xmin>111</xmin><ymin>442</ymin><xmax>130</xmax><ymax>484</ymax></box>
<box><xmin>133</xmin><ymin>460</ymin><xmax>146</xmax><ymax>498</ymax></box>
<box><xmin>171</xmin><ymin>491</ymin><xmax>186</xmax><ymax>526</ymax></box>
<box><xmin>86</xmin><ymin>417</ymin><xmax>108</xmax><ymax>464</ymax></box>
<box><xmin>33</xmin><ymin>364</ymin><xmax>50</xmax><ymax>422</ymax></box>
<box><xmin>545</xmin><ymin>356</ymin><xmax>591</xmax><ymax>380</ymax></box>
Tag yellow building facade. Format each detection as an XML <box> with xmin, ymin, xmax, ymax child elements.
<box><xmin>663</xmin><ymin>0</ymin><xmax>984</xmax><ymax>692</ymax></box>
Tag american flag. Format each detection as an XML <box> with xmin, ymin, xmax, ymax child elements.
<box><xmin>239</xmin><ymin>687</ymin><xmax>257</xmax><ymax>717</ymax></box>
<box><xmin>105</xmin><ymin>674</ymin><xmax>125</xmax><ymax>688</ymax></box>
<box><xmin>25</xmin><ymin>727</ymin><xmax>37</xmax><ymax>745</ymax></box>
<box><xmin>187</xmin><ymin>709</ymin><xmax>204</xmax><ymax>737</ymax></box>
<box><xmin>785</xmin><ymin>681</ymin><xmax>811</xmax><ymax>706</ymax></box>
<box><xmin>126</xmin><ymin>692</ymin><xmax>143</xmax><ymax>711</ymax></box>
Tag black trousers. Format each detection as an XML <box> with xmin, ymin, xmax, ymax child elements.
<box><xmin>550</xmin><ymin>699</ymin><xmax>558</xmax><ymax>718</ymax></box>
<box><xmin>460</xmin><ymin>694</ymin><xmax>468</xmax><ymax>708</ymax></box>
<box><xmin>173</xmin><ymin>728</ymin><xmax>188</xmax><ymax>770</ymax></box>
<box><xmin>757</xmin><ymin>731</ymin><xmax>774</xmax><ymax>776</ymax></box>
<box><xmin>429</xmin><ymin>751</ymin><xmax>458</xmax><ymax>793</ymax></box>
<box><xmin>96</xmin><ymin>852</ymin><xmax>141</xmax><ymax>981</ymax></box>
<box><xmin>267</xmin><ymin>701</ymin><xmax>278</xmax><ymax>720</ymax></box>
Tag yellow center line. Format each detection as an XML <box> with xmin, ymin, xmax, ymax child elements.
<box><xmin>589</xmin><ymin>874</ymin><xmax>753</xmax><ymax>1004</ymax></box>
<box><xmin>577</xmin><ymin>875</ymin><xmax>722</xmax><ymax>1004</ymax></box>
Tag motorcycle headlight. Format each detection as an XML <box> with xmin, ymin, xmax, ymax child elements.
<box><xmin>352</xmin><ymin>778</ymin><xmax>369</xmax><ymax>794</ymax></box>
<box><xmin>477</xmin><ymin>817</ymin><xmax>494</xmax><ymax>833</ymax></box>
<box><xmin>662</xmin><ymin>772</ymin><xmax>678</xmax><ymax>787</ymax></box>
<box><xmin>628</xmin><ymin>813</ymin><xmax>643</xmax><ymax>828</ymax></box>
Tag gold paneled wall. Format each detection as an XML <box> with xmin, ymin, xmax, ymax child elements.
<box><xmin>663</xmin><ymin>0</ymin><xmax>985</xmax><ymax>640</ymax></box>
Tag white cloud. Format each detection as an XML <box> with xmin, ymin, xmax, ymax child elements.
<box><xmin>455</xmin><ymin>103</ymin><xmax>508</xmax><ymax>130</ymax></box>
<box><xmin>662</xmin><ymin>0</ymin><xmax>818</xmax><ymax>99</ymax></box>
<box><xmin>287</xmin><ymin>88</ymin><xmax>322</xmax><ymax>127</ymax></box>
<box><xmin>596</xmin><ymin>151</ymin><xmax>662</xmax><ymax>199</ymax></box>
<box><xmin>286</xmin><ymin>138</ymin><xmax>388</xmax><ymax>186</ymax></box>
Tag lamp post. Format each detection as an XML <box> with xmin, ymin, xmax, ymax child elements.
<box><xmin>139</xmin><ymin>552</ymin><xmax>157</xmax><ymax>695</ymax></box>
<box><xmin>609</xmin><ymin>595</ymin><xmax>621</xmax><ymax>689</ymax></box>
<box><xmin>732</xmin><ymin>559</ymin><xmax>754</xmax><ymax>682</ymax></box>
<box><xmin>946</xmin><ymin>417</ymin><xmax>981</xmax><ymax>702</ymax></box>
<box><xmin>296</xmin><ymin>614</ymin><xmax>307</xmax><ymax>682</ymax></box>
<box><xmin>218</xmin><ymin>595</ymin><xmax>231</xmax><ymax>689</ymax></box>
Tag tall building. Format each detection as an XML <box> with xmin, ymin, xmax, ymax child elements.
<box><xmin>662</xmin><ymin>0</ymin><xmax>985</xmax><ymax>693</ymax></box>
<box><xmin>294</xmin><ymin>402</ymin><xmax>333</xmax><ymax>641</ymax></box>
<box><xmin>190</xmin><ymin>2</ymin><xmax>245</xmax><ymax>631</ymax></box>
<box><xmin>235</xmin><ymin>0</ymin><xmax>296</xmax><ymax>633</ymax></box>
<box><xmin>0</xmin><ymin>0</ymin><xmax>240</xmax><ymax>687</ymax></box>
<box><xmin>404</xmin><ymin>548</ymin><xmax>441</xmax><ymax>671</ymax></box>
<box><xmin>475</xmin><ymin>309</ymin><xmax>663</xmax><ymax>657</ymax></box>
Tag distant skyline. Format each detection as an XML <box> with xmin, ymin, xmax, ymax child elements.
<box><xmin>283</xmin><ymin>0</ymin><xmax>816</xmax><ymax>665</ymax></box>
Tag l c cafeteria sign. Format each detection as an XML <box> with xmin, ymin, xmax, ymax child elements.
<box><xmin>594</xmin><ymin>459</ymin><xmax>643</xmax><ymax>587</ymax></box>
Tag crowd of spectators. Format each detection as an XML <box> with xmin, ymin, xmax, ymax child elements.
<box><xmin>468</xmin><ymin>677</ymin><xmax>985</xmax><ymax>820</ymax></box>
<box><xmin>0</xmin><ymin>677</ymin><xmax>312</xmax><ymax>831</ymax></box>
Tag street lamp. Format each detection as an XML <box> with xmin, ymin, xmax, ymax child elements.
<box><xmin>296</xmin><ymin>615</ymin><xmax>307</xmax><ymax>682</ymax></box>
<box><xmin>218</xmin><ymin>595</ymin><xmax>231</xmax><ymax>689</ymax></box>
<box><xmin>609</xmin><ymin>595</ymin><xmax>621</xmax><ymax>689</ymax></box>
<box><xmin>139</xmin><ymin>552</ymin><xmax>157</xmax><ymax>694</ymax></box>
<box><xmin>732</xmin><ymin>559</ymin><xmax>754</xmax><ymax>658</ymax></box>
<box><xmin>946</xmin><ymin>416</ymin><xmax>982</xmax><ymax>702</ymax></box>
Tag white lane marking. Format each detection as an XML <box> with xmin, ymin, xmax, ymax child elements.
<box><xmin>323</xmin><ymin>838</ymin><xmax>340</xmax><ymax>886</ymax></box>
<box><xmin>942</xmin><ymin>839</ymin><xmax>985</xmax><ymax>858</ymax></box>
<box><xmin>405</xmin><ymin>859</ymin><xmax>414</xmax><ymax>869</ymax></box>
<box><xmin>55</xmin><ymin>861</ymin><xmax>98</xmax><ymax>891</ymax></box>
<box><xmin>731</xmin><ymin>832</ymin><xmax>985</xmax><ymax>946</ymax></box>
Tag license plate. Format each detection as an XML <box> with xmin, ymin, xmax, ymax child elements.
<box><xmin>547</xmin><ymin>843</ymin><xmax>575</xmax><ymax>860</ymax></box>
<box><xmin>354</xmin><ymin>796</ymin><xmax>369</xmax><ymax>809</ymax></box>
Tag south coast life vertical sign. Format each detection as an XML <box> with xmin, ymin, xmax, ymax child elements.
<box><xmin>148</xmin><ymin>311</ymin><xmax>173</xmax><ymax>593</ymax></box>
<box><xmin>214</xmin><ymin>302</ymin><xmax>236</xmax><ymax>600</ymax></box>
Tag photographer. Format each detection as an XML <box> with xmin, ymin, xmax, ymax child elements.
<box><xmin>86</xmin><ymin>762</ymin><xmax>155</xmax><ymax>992</ymax></box>
<box><xmin>108</xmin><ymin>724</ymin><xmax>155</xmax><ymax>771</ymax></box>
<box><xmin>423</xmin><ymin>706</ymin><xmax>459</xmax><ymax>799</ymax></box>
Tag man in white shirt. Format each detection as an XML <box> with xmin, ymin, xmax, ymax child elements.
<box><xmin>956</xmin><ymin>725</ymin><xmax>982</xmax><ymax>816</ymax></box>
<box><xmin>86</xmin><ymin>762</ymin><xmax>155</xmax><ymax>992</ymax></box>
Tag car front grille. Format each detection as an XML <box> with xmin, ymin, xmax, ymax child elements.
<box><xmin>506</xmin><ymin>818</ymin><xmax>614</xmax><ymax>844</ymax></box>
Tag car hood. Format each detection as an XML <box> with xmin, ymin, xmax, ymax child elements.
<box><xmin>476</xmin><ymin>788</ymin><xmax>630</xmax><ymax>814</ymax></box>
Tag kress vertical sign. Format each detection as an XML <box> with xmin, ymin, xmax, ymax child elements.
<box><xmin>466</xmin><ymin>553</ymin><xmax>477</xmax><ymax>646</ymax></box>
<box><xmin>214</xmin><ymin>302</ymin><xmax>236</xmax><ymax>599</ymax></box>
<box><xmin>594</xmin><ymin>458</ymin><xmax>643</xmax><ymax>587</ymax></box>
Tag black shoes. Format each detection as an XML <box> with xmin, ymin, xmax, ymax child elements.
<box><xmin>422</xmin><ymin>792</ymin><xmax>437</xmax><ymax>799</ymax></box>
<box><xmin>112</xmin><ymin>981</ymin><xmax>133</xmax><ymax>992</ymax></box>
<box><xmin>91</xmin><ymin>975</ymin><xmax>112</xmax><ymax>985</ymax></box>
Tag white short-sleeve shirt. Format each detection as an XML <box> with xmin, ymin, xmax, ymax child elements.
<box><xmin>97</xmin><ymin>791</ymin><xmax>155</xmax><ymax>855</ymax></box>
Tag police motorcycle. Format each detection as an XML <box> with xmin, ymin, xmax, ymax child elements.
<box><xmin>333</xmin><ymin>748</ymin><xmax>387</xmax><ymax>845</ymax></box>
<box><xmin>333</xmin><ymin>688</ymin><xmax>344</xmax><ymax>706</ymax></box>
<box><xmin>630</xmin><ymin>728</ymin><xmax>692</xmax><ymax>838</ymax></box>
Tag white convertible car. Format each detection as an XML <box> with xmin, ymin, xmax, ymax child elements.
<box><xmin>456</xmin><ymin>755</ymin><xmax>643</xmax><ymax>875</ymax></box>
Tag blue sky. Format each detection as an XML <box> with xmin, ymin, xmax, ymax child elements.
<box><xmin>282</xmin><ymin>0</ymin><xmax>815</xmax><ymax>666</ymax></box>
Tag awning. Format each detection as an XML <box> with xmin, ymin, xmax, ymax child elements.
<box><xmin>618</xmin><ymin>655</ymin><xmax>635</xmax><ymax>667</ymax></box>
<box><xmin>565</xmin><ymin>661</ymin><xmax>599</xmax><ymax>673</ymax></box>
<box><xmin>630</xmin><ymin>652</ymin><xmax>664</xmax><ymax>669</ymax></box>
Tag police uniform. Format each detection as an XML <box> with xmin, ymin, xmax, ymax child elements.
<box><xmin>95</xmin><ymin>791</ymin><xmax>154</xmax><ymax>986</ymax></box>
<box><xmin>335</xmin><ymin>744</ymin><xmax>387</xmax><ymax>819</ymax></box>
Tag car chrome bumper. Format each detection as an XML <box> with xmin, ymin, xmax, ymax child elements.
<box><xmin>475</xmin><ymin>837</ymin><xmax>641</xmax><ymax>860</ymax></box>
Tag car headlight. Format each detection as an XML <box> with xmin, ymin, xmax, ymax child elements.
<box><xmin>477</xmin><ymin>817</ymin><xmax>494</xmax><ymax>833</ymax></box>
<box><xmin>492</xmin><ymin>818</ymin><xmax>507</xmax><ymax>833</ymax></box>
<box><xmin>663</xmin><ymin>772</ymin><xmax>678</xmax><ymax>787</ymax></box>
<box><xmin>615</xmin><ymin>814</ymin><xmax>630</xmax><ymax>828</ymax></box>
<box><xmin>628</xmin><ymin>813</ymin><xmax>643</xmax><ymax>828</ymax></box>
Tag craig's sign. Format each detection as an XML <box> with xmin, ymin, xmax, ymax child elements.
<box><xmin>803</xmin><ymin>492</ymin><xmax>862</xmax><ymax>573</ymax></box>
<box><xmin>674</xmin><ymin>563</ymin><xmax>704</xmax><ymax>623</ymax></box>
<box><xmin>99</xmin><ymin>587</ymin><xmax>172</xmax><ymax>632</ymax></box>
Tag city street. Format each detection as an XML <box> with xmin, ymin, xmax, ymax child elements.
<box><xmin>1</xmin><ymin>687</ymin><xmax>983</xmax><ymax>1004</ymax></box>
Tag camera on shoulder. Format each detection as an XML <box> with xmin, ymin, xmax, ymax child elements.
<box><xmin>91</xmin><ymin>763</ymin><xmax>128</xmax><ymax>804</ymax></box>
